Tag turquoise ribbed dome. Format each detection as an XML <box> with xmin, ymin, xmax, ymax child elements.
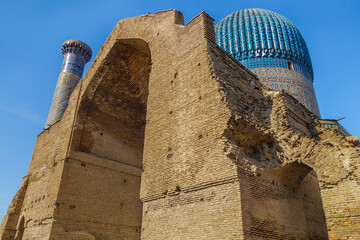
<box><xmin>215</xmin><ymin>8</ymin><xmax>313</xmax><ymax>80</ymax></box>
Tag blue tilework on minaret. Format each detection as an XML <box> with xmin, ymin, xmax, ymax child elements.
<box><xmin>45</xmin><ymin>40</ymin><xmax>92</xmax><ymax>128</ymax></box>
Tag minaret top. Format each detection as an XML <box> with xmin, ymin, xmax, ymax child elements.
<box><xmin>46</xmin><ymin>39</ymin><xmax>92</xmax><ymax>128</ymax></box>
<box><xmin>61</xmin><ymin>39</ymin><xmax>92</xmax><ymax>63</ymax></box>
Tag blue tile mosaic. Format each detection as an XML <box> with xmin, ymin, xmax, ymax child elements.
<box><xmin>61</xmin><ymin>53</ymin><xmax>87</xmax><ymax>76</ymax></box>
<box><xmin>46</xmin><ymin>40</ymin><xmax>92</xmax><ymax>128</ymax></box>
<box><xmin>239</xmin><ymin>58</ymin><xmax>312</xmax><ymax>80</ymax></box>
<box><xmin>215</xmin><ymin>8</ymin><xmax>314</xmax><ymax>80</ymax></box>
<box><xmin>251</xmin><ymin>67</ymin><xmax>320</xmax><ymax>117</ymax></box>
<box><xmin>321</xmin><ymin>123</ymin><xmax>349</xmax><ymax>136</ymax></box>
<box><xmin>215</xmin><ymin>8</ymin><xmax>320</xmax><ymax>116</ymax></box>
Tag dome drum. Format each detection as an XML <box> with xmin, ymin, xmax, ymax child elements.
<box><xmin>215</xmin><ymin>8</ymin><xmax>320</xmax><ymax>117</ymax></box>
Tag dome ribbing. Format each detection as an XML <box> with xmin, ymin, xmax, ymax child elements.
<box><xmin>215</xmin><ymin>8</ymin><xmax>313</xmax><ymax>80</ymax></box>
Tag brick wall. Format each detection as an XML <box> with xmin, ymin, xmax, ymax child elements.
<box><xmin>1</xmin><ymin>9</ymin><xmax>359</xmax><ymax>240</ymax></box>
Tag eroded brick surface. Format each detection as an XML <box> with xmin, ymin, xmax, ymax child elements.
<box><xmin>1</xmin><ymin>9</ymin><xmax>359</xmax><ymax>240</ymax></box>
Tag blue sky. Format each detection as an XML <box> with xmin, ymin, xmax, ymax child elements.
<box><xmin>0</xmin><ymin>0</ymin><xmax>359</xmax><ymax>219</ymax></box>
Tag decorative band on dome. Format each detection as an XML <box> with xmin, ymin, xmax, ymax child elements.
<box><xmin>61</xmin><ymin>39</ymin><xmax>92</xmax><ymax>63</ymax></box>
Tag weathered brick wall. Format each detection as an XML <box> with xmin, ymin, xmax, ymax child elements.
<box><xmin>67</xmin><ymin>10</ymin><xmax>244</xmax><ymax>239</ymax></box>
<box><xmin>77</xmin><ymin>42</ymin><xmax>150</xmax><ymax>167</ymax></box>
<box><xmin>208</xmin><ymin>29</ymin><xmax>360</xmax><ymax>239</ymax></box>
<box><xmin>0</xmin><ymin>178</ymin><xmax>28</xmax><ymax>239</ymax></box>
<box><xmin>140</xmin><ymin>11</ymin><xmax>236</xmax><ymax>197</ymax></box>
<box><xmin>51</xmin><ymin>155</ymin><xmax>142</xmax><ymax>239</ymax></box>
<box><xmin>138</xmin><ymin>12</ymin><xmax>245</xmax><ymax>239</ymax></box>
<box><xmin>46</xmin><ymin>38</ymin><xmax>151</xmax><ymax>239</ymax></box>
<box><xmin>322</xmin><ymin>179</ymin><xmax>360</xmax><ymax>239</ymax></box>
<box><xmin>238</xmin><ymin>166</ymin><xmax>328</xmax><ymax>239</ymax></box>
<box><xmin>206</xmin><ymin>41</ymin><xmax>327</xmax><ymax>239</ymax></box>
<box><xmin>142</xmin><ymin>180</ymin><xmax>244</xmax><ymax>239</ymax></box>
<box><xmin>1</xmin><ymin>9</ymin><xmax>359</xmax><ymax>240</ymax></box>
<box><xmin>0</xmin><ymin>77</ymin><xmax>83</xmax><ymax>239</ymax></box>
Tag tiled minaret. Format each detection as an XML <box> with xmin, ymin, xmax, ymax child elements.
<box><xmin>45</xmin><ymin>40</ymin><xmax>92</xmax><ymax>128</ymax></box>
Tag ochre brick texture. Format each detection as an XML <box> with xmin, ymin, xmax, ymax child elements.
<box><xmin>1</xmin><ymin>9</ymin><xmax>359</xmax><ymax>240</ymax></box>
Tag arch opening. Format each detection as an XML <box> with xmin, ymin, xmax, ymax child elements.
<box><xmin>240</xmin><ymin>162</ymin><xmax>328</xmax><ymax>239</ymax></box>
<box><xmin>78</xmin><ymin>39</ymin><xmax>151</xmax><ymax>165</ymax></box>
<box><xmin>62</xmin><ymin>38</ymin><xmax>151</xmax><ymax>239</ymax></box>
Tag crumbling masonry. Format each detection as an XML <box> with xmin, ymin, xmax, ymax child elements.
<box><xmin>1</xmin><ymin>10</ymin><xmax>359</xmax><ymax>240</ymax></box>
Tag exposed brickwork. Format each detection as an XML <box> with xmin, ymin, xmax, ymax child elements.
<box><xmin>1</xmin><ymin>9</ymin><xmax>359</xmax><ymax>240</ymax></box>
<box><xmin>142</xmin><ymin>180</ymin><xmax>244</xmax><ymax>239</ymax></box>
<box><xmin>208</xmin><ymin>32</ymin><xmax>360</xmax><ymax>239</ymax></box>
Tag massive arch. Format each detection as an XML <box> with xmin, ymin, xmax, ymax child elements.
<box><xmin>49</xmin><ymin>39</ymin><xmax>151</xmax><ymax>239</ymax></box>
<box><xmin>75</xmin><ymin>39</ymin><xmax>151</xmax><ymax>165</ymax></box>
